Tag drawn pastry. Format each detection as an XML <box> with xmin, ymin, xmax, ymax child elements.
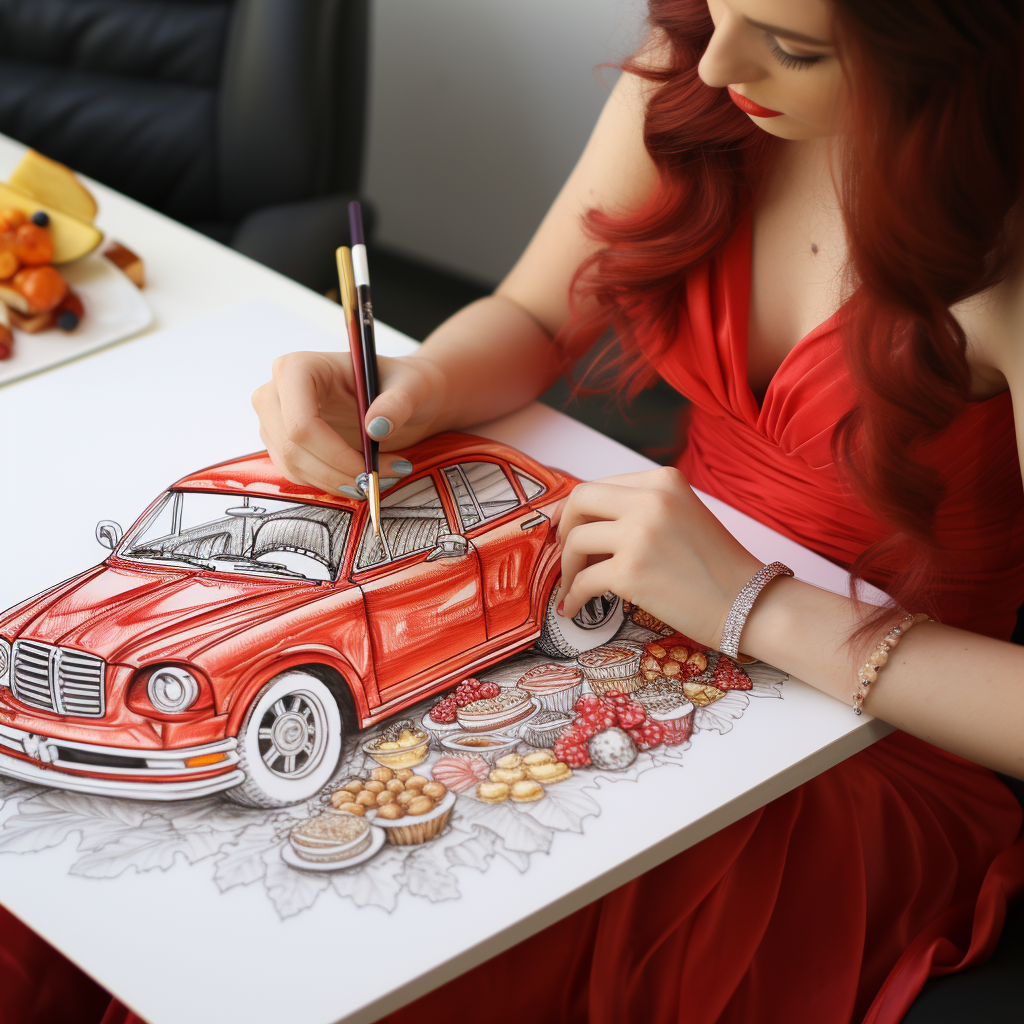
<box><xmin>518</xmin><ymin>709</ymin><xmax>573</xmax><ymax>749</ymax></box>
<box><xmin>373</xmin><ymin>791</ymin><xmax>457</xmax><ymax>846</ymax></box>
<box><xmin>641</xmin><ymin>695</ymin><xmax>696</xmax><ymax>745</ymax></box>
<box><xmin>441</xmin><ymin>731</ymin><xmax>524</xmax><ymax>766</ymax></box>
<box><xmin>456</xmin><ymin>687</ymin><xmax>538</xmax><ymax>733</ymax></box>
<box><xmin>682</xmin><ymin>679</ymin><xmax>726</xmax><ymax>707</ymax></box>
<box><xmin>622</xmin><ymin>601</ymin><xmax>676</xmax><ymax>636</ymax></box>
<box><xmin>516</xmin><ymin>663</ymin><xmax>584</xmax><ymax>712</ymax></box>
<box><xmin>489</xmin><ymin>767</ymin><xmax>526</xmax><ymax>784</ymax></box>
<box><xmin>495</xmin><ymin>753</ymin><xmax>524</xmax><ymax>770</ymax></box>
<box><xmin>361</xmin><ymin>720</ymin><xmax>429</xmax><ymax>768</ymax></box>
<box><xmin>476</xmin><ymin>781</ymin><xmax>510</xmax><ymax>803</ymax></box>
<box><xmin>587</xmin><ymin>727</ymin><xmax>638</xmax><ymax>771</ymax></box>
<box><xmin>526</xmin><ymin>761</ymin><xmax>573</xmax><ymax>783</ymax></box>
<box><xmin>289</xmin><ymin>811</ymin><xmax>373</xmax><ymax>864</ymax></box>
<box><xmin>577</xmin><ymin>642</ymin><xmax>645</xmax><ymax>695</ymax></box>
<box><xmin>641</xmin><ymin>635</ymin><xmax>711</xmax><ymax>685</ymax></box>
<box><xmin>423</xmin><ymin>678</ymin><xmax>502</xmax><ymax>747</ymax></box>
<box><xmin>510</xmin><ymin>779</ymin><xmax>545</xmax><ymax>803</ymax></box>
<box><xmin>430</xmin><ymin>754</ymin><xmax>490</xmax><ymax>792</ymax></box>
<box><xmin>710</xmin><ymin>656</ymin><xmax>754</xmax><ymax>692</ymax></box>
<box><xmin>522</xmin><ymin>750</ymin><xmax>556</xmax><ymax>767</ymax></box>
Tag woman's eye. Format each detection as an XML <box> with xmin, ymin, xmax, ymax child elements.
<box><xmin>766</xmin><ymin>35</ymin><xmax>823</xmax><ymax>71</ymax></box>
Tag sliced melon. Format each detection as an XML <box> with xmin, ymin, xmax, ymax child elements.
<box><xmin>0</xmin><ymin>183</ymin><xmax>102</xmax><ymax>263</ymax></box>
<box><xmin>8</xmin><ymin>149</ymin><xmax>98</xmax><ymax>224</ymax></box>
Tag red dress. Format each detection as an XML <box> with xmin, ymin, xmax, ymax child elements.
<box><xmin>2</xmin><ymin>218</ymin><xmax>1023</xmax><ymax>1024</ymax></box>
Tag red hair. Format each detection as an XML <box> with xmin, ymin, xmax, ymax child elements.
<box><xmin>561</xmin><ymin>0</ymin><xmax>1024</xmax><ymax>619</ymax></box>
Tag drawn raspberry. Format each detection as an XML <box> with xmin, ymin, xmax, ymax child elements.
<box><xmin>712</xmin><ymin>657</ymin><xmax>753</xmax><ymax>691</ymax></box>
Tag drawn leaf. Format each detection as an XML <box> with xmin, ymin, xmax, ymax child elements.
<box><xmin>262</xmin><ymin>844</ymin><xmax>331</xmax><ymax>918</ymax></box>
<box><xmin>331</xmin><ymin>846</ymin><xmax>406</xmax><ymax>912</ymax></box>
<box><xmin>525</xmin><ymin>782</ymin><xmax>601</xmax><ymax>833</ymax></box>
<box><xmin>693</xmin><ymin>691</ymin><xmax>749</xmax><ymax>735</ymax></box>
<box><xmin>0</xmin><ymin>790</ymin><xmax>148</xmax><ymax>855</ymax></box>
<box><xmin>453</xmin><ymin>798</ymin><xmax>553</xmax><ymax>855</ymax></box>
<box><xmin>213</xmin><ymin>819</ymin><xmax>282</xmax><ymax>892</ymax></box>
<box><xmin>399</xmin><ymin>841</ymin><xmax>462</xmax><ymax>903</ymax></box>
<box><xmin>69</xmin><ymin>817</ymin><xmax>190</xmax><ymax>878</ymax></box>
<box><xmin>746</xmin><ymin>662</ymin><xmax>788</xmax><ymax>699</ymax></box>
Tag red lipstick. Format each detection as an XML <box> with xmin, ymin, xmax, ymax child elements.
<box><xmin>727</xmin><ymin>86</ymin><xmax>783</xmax><ymax>118</ymax></box>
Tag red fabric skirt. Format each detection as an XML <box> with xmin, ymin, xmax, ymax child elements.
<box><xmin>2</xmin><ymin>732</ymin><xmax>1021</xmax><ymax>1024</ymax></box>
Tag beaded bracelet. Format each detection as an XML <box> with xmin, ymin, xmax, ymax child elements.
<box><xmin>852</xmin><ymin>612</ymin><xmax>930</xmax><ymax>715</ymax></box>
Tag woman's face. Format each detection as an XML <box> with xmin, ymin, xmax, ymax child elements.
<box><xmin>699</xmin><ymin>0</ymin><xmax>845</xmax><ymax>140</ymax></box>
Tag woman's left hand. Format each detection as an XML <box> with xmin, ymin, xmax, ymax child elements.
<box><xmin>555</xmin><ymin>467</ymin><xmax>762</xmax><ymax>649</ymax></box>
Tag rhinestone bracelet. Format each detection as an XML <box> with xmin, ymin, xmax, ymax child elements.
<box><xmin>852</xmin><ymin>612</ymin><xmax>930</xmax><ymax>715</ymax></box>
<box><xmin>719</xmin><ymin>561</ymin><xmax>794</xmax><ymax>659</ymax></box>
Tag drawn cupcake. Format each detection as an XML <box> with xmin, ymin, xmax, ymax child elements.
<box><xmin>577</xmin><ymin>642</ymin><xmax>644</xmax><ymax>695</ymax></box>
<box><xmin>516</xmin><ymin>663</ymin><xmax>584</xmax><ymax>712</ymax></box>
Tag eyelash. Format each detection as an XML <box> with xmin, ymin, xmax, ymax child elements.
<box><xmin>767</xmin><ymin>37</ymin><xmax>822</xmax><ymax>71</ymax></box>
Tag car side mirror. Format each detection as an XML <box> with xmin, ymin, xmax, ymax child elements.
<box><xmin>426</xmin><ymin>533</ymin><xmax>467</xmax><ymax>561</ymax></box>
<box><xmin>95</xmin><ymin>520</ymin><xmax>124</xmax><ymax>551</ymax></box>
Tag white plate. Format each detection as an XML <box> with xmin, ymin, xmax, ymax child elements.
<box><xmin>0</xmin><ymin>250</ymin><xmax>152</xmax><ymax>387</ymax></box>
<box><xmin>280</xmin><ymin>820</ymin><xmax>386</xmax><ymax>873</ymax></box>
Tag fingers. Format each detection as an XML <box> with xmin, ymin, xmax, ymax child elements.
<box><xmin>560</xmin><ymin>562</ymin><xmax>617</xmax><ymax>621</ymax></box>
<box><xmin>557</xmin><ymin>521</ymin><xmax>621</xmax><ymax>607</ymax></box>
<box><xmin>363</xmin><ymin>356</ymin><xmax>438</xmax><ymax>442</ymax></box>
<box><xmin>556</xmin><ymin>481</ymin><xmax>637</xmax><ymax>546</ymax></box>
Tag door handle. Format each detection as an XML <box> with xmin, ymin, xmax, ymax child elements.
<box><xmin>520</xmin><ymin>513</ymin><xmax>548</xmax><ymax>531</ymax></box>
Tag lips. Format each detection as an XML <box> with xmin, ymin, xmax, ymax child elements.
<box><xmin>727</xmin><ymin>87</ymin><xmax>783</xmax><ymax>118</ymax></box>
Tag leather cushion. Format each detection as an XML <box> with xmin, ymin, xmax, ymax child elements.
<box><xmin>0</xmin><ymin>0</ymin><xmax>230</xmax><ymax>88</ymax></box>
<box><xmin>0</xmin><ymin>58</ymin><xmax>219</xmax><ymax>220</ymax></box>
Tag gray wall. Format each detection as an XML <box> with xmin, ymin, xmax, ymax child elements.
<box><xmin>363</xmin><ymin>0</ymin><xmax>648</xmax><ymax>285</ymax></box>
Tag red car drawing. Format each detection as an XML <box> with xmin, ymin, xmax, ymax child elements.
<box><xmin>0</xmin><ymin>433</ymin><xmax>623</xmax><ymax>806</ymax></box>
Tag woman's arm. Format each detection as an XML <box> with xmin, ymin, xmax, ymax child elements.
<box><xmin>554</xmin><ymin>463</ymin><xmax>1024</xmax><ymax>781</ymax></box>
<box><xmin>253</xmin><ymin>63</ymin><xmax>658</xmax><ymax>488</ymax></box>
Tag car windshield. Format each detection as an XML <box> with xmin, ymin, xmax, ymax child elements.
<box><xmin>119</xmin><ymin>491</ymin><xmax>352</xmax><ymax>582</ymax></box>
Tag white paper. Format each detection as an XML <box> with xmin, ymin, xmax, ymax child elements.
<box><xmin>0</xmin><ymin>299</ymin><xmax>889</xmax><ymax>1024</ymax></box>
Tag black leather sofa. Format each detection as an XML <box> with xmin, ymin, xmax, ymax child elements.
<box><xmin>0</xmin><ymin>0</ymin><xmax>370</xmax><ymax>293</ymax></box>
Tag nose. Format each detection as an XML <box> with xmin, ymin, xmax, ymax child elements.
<box><xmin>697</xmin><ymin>8</ymin><xmax>766</xmax><ymax>90</ymax></box>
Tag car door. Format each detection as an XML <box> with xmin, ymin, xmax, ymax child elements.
<box><xmin>441</xmin><ymin>460</ymin><xmax>550</xmax><ymax>638</ymax></box>
<box><xmin>353</xmin><ymin>472</ymin><xmax>486</xmax><ymax>702</ymax></box>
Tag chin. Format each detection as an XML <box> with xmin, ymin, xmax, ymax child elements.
<box><xmin>751</xmin><ymin>117</ymin><xmax>833</xmax><ymax>141</ymax></box>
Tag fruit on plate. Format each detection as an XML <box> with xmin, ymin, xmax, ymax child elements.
<box><xmin>0</xmin><ymin>149</ymin><xmax>101</xmax><ymax>263</ymax></box>
<box><xmin>0</xmin><ymin>301</ymin><xmax>12</xmax><ymax>359</ymax></box>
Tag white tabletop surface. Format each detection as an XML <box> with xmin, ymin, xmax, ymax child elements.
<box><xmin>0</xmin><ymin>133</ymin><xmax>892</xmax><ymax>1024</ymax></box>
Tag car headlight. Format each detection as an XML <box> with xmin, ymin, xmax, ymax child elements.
<box><xmin>147</xmin><ymin>667</ymin><xmax>199</xmax><ymax>713</ymax></box>
<box><xmin>0</xmin><ymin>638</ymin><xmax>10</xmax><ymax>687</ymax></box>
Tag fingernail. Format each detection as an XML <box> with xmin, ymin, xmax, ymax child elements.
<box><xmin>367</xmin><ymin>417</ymin><xmax>392</xmax><ymax>440</ymax></box>
<box><xmin>557</xmin><ymin>601</ymin><xmax>565</xmax><ymax>617</ymax></box>
<box><xmin>379</xmin><ymin>477</ymin><xmax>399</xmax><ymax>490</ymax></box>
<box><xmin>391</xmin><ymin>459</ymin><xmax>413</xmax><ymax>476</ymax></box>
<box><xmin>339</xmin><ymin>485</ymin><xmax>366</xmax><ymax>501</ymax></box>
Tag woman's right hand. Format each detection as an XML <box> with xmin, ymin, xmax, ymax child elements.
<box><xmin>252</xmin><ymin>350</ymin><xmax>447</xmax><ymax>497</ymax></box>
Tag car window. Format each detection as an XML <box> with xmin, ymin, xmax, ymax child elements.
<box><xmin>459</xmin><ymin>461</ymin><xmax>519</xmax><ymax>519</ymax></box>
<box><xmin>355</xmin><ymin>475</ymin><xmax>449</xmax><ymax>569</ymax></box>
<box><xmin>444</xmin><ymin>467</ymin><xmax>481</xmax><ymax>529</ymax></box>
<box><xmin>515</xmin><ymin>470</ymin><xmax>545</xmax><ymax>500</ymax></box>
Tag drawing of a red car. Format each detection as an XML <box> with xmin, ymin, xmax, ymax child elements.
<box><xmin>0</xmin><ymin>433</ymin><xmax>623</xmax><ymax>806</ymax></box>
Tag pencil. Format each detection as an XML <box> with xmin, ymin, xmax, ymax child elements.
<box><xmin>335</xmin><ymin>247</ymin><xmax>374</xmax><ymax>507</ymax></box>
<box><xmin>349</xmin><ymin>201</ymin><xmax>382</xmax><ymax>536</ymax></box>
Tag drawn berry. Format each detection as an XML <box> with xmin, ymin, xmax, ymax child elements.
<box><xmin>614</xmin><ymin>700</ymin><xmax>645</xmax><ymax>730</ymax></box>
<box><xmin>713</xmin><ymin>658</ymin><xmax>753</xmax><ymax>691</ymax></box>
<box><xmin>588</xmin><ymin>727</ymin><xmax>638</xmax><ymax>771</ymax></box>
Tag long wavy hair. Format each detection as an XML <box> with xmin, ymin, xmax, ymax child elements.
<box><xmin>560</xmin><ymin>0</ymin><xmax>1023</xmax><ymax>619</ymax></box>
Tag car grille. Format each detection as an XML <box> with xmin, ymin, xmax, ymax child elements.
<box><xmin>11</xmin><ymin>641</ymin><xmax>106</xmax><ymax>718</ymax></box>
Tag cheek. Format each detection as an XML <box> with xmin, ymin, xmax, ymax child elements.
<box><xmin>784</xmin><ymin>67</ymin><xmax>846</xmax><ymax>134</ymax></box>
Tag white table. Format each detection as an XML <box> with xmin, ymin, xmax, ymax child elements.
<box><xmin>0</xmin><ymin>134</ymin><xmax>892</xmax><ymax>1024</ymax></box>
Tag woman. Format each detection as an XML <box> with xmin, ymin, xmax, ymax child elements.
<box><xmin>3</xmin><ymin>1</ymin><xmax>1020</xmax><ymax>1022</ymax></box>
<box><xmin>255</xmin><ymin>1</ymin><xmax>1024</xmax><ymax>1020</ymax></box>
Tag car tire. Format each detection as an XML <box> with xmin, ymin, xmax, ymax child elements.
<box><xmin>226</xmin><ymin>670</ymin><xmax>343</xmax><ymax>808</ymax></box>
<box><xmin>535</xmin><ymin>580</ymin><xmax>624</xmax><ymax>658</ymax></box>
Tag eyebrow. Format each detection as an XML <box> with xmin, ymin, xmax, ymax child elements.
<box><xmin>744</xmin><ymin>17</ymin><xmax>833</xmax><ymax>47</ymax></box>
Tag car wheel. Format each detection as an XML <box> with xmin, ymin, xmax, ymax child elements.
<box><xmin>535</xmin><ymin>580</ymin><xmax>624</xmax><ymax>658</ymax></box>
<box><xmin>226</xmin><ymin>670</ymin><xmax>343</xmax><ymax>808</ymax></box>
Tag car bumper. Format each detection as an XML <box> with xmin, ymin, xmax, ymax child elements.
<box><xmin>0</xmin><ymin>722</ymin><xmax>243</xmax><ymax>800</ymax></box>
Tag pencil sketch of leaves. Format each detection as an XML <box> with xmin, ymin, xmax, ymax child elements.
<box><xmin>746</xmin><ymin>662</ymin><xmax>787</xmax><ymax>699</ymax></box>
<box><xmin>331</xmin><ymin>845</ymin><xmax>406</xmax><ymax>912</ymax></box>
<box><xmin>69</xmin><ymin>815</ymin><xmax>213</xmax><ymax>878</ymax></box>
<box><xmin>213</xmin><ymin>818</ymin><xmax>280</xmax><ymax>892</ymax></box>
<box><xmin>446</xmin><ymin>825</ymin><xmax>530</xmax><ymax>874</ymax></box>
<box><xmin>525</xmin><ymin>782</ymin><xmax>601</xmax><ymax>834</ymax></box>
<box><xmin>262</xmin><ymin>843</ymin><xmax>332</xmax><ymax>918</ymax></box>
<box><xmin>694</xmin><ymin>691</ymin><xmax>750</xmax><ymax>735</ymax></box>
<box><xmin>0</xmin><ymin>790</ymin><xmax>146</xmax><ymax>855</ymax></box>
<box><xmin>453</xmin><ymin>798</ymin><xmax>553</xmax><ymax>855</ymax></box>
<box><xmin>399</xmin><ymin>840</ymin><xmax>462</xmax><ymax>903</ymax></box>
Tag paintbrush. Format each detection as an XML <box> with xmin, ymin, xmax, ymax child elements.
<box><xmin>335</xmin><ymin>246</ymin><xmax>376</xmax><ymax>532</ymax></box>
<box><xmin>349</xmin><ymin>201</ymin><xmax>381</xmax><ymax>536</ymax></box>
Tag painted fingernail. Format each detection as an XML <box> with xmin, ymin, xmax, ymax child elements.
<box><xmin>367</xmin><ymin>416</ymin><xmax>392</xmax><ymax>440</ymax></box>
<box><xmin>557</xmin><ymin>601</ymin><xmax>565</xmax><ymax>617</ymax></box>
<box><xmin>379</xmin><ymin>477</ymin><xmax>400</xmax><ymax>490</ymax></box>
<box><xmin>339</xmin><ymin>485</ymin><xmax>366</xmax><ymax>501</ymax></box>
<box><xmin>391</xmin><ymin>459</ymin><xmax>413</xmax><ymax>476</ymax></box>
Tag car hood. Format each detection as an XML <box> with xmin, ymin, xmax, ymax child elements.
<box><xmin>6</xmin><ymin>562</ymin><xmax>332</xmax><ymax>665</ymax></box>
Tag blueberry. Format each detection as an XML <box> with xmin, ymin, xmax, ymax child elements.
<box><xmin>31</xmin><ymin>211</ymin><xmax>50</xmax><ymax>227</ymax></box>
<box><xmin>57</xmin><ymin>310</ymin><xmax>79</xmax><ymax>331</ymax></box>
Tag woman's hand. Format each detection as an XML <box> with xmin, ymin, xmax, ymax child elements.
<box><xmin>555</xmin><ymin>467</ymin><xmax>762</xmax><ymax>649</ymax></box>
<box><xmin>252</xmin><ymin>351</ymin><xmax>447</xmax><ymax>496</ymax></box>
